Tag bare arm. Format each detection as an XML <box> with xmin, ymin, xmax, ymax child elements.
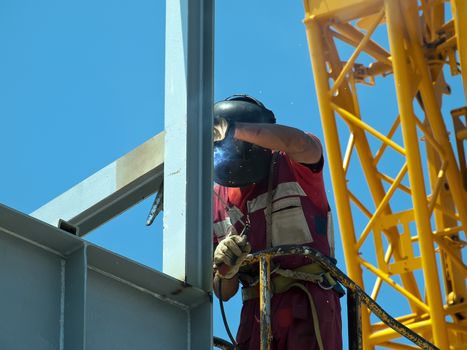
<box><xmin>234</xmin><ymin>123</ymin><xmax>322</xmax><ymax>164</ymax></box>
<box><xmin>213</xmin><ymin>273</ymin><xmax>239</xmax><ymax>301</ymax></box>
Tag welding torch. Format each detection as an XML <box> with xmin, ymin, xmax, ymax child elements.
<box><xmin>214</xmin><ymin>222</ymin><xmax>250</xmax><ymax>277</ymax></box>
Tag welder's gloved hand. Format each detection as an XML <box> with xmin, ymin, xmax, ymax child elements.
<box><xmin>213</xmin><ymin>117</ymin><xmax>234</xmax><ymax>142</ymax></box>
<box><xmin>214</xmin><ymin>234</ymin><xmax>251</xmax><ymax>279</ymax></box>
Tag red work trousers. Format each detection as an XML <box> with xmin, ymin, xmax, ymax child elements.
<box><xmin>236</xmin><ymin>282</ymin><xmax>342</xmax><ymax>350</ymax></box>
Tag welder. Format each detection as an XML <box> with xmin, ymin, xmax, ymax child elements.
<box><xmin>212</xmin><ymin>95</ymin><xmax>343</xmax><ymax>350</ymax></box>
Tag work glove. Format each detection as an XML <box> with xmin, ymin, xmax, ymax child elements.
<box><xmin>213</xmin><ymin>117</ymin><xmax>234</xmax><ymax>142</ymax></box>
<box><xmin>213</xmin><ymin>234</ymin><xmax>251</xmax><ymax>279</ymax></box>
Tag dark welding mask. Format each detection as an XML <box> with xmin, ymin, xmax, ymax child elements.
<box><xmin>214</xmin><ymin>95</ymin><xmax>276</xmax><ymax>187</ymax></box>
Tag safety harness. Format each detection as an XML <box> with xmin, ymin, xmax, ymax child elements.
<box><xmin>240</xmin><ymin>262</ymin><xmax>338</xmax><ymax>301</ymax></box>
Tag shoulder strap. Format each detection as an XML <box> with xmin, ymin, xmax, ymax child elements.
<box><xmin>266</xmin><ymin>152</ymin><xmax>279</xmax><ymax>248</ymax></box>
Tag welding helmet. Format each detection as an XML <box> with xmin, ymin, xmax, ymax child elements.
<box><xmin>214</xmin><ymin>95</ymin><xmax>276</xmax><ymax>187</ymax></box>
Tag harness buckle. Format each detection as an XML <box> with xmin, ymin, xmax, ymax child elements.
<box><xmin>317</xmin><ymin>273</ymin><xmax>335</xmax><ymax>290</ymax></box>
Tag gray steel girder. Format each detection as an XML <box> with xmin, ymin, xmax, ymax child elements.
<box><xmin>0</xmin><ymin>204</ymin><xmax>211</xmax><ymax>350</ymax></box>
<box><xmin>30</xmin><ymin>132</ymin><xmax>165</xmax><ymax>237</ymax></box>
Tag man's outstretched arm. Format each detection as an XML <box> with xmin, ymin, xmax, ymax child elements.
<box><xmin>233</xmin><ymin>122</ymin><xmax>322</xmax><ymax>164</ymax></box>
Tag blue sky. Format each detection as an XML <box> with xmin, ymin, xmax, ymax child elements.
<box><xmin>1</xmin><ymin>0</ymin><xmax>464</xmax><ymax>348</ymax></box>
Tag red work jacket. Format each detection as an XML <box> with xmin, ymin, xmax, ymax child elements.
<box><xmin>213</xmin><ymin>151</ymin><xmax>342</xmax><ymax>350</ymax></box>
<box><xmin>213</xmin><ymin>151</ymin><xmax>332</xmax><ymax>266</ymax></box>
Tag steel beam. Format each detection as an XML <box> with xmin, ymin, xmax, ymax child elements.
<box><xmin>64</xmin><ymin>247</ymin><xmax>87</xmax><ymax>350</ymax></box>
<box><xmin>30</xmin><ymin>132</ymin><xmax>165</xmax><ymax>236</ymax></box>
<box><xmin>0</xmin><ymin>203</ymin><xmax>211</xmax><ymax>349</ymax></box>
<box><xmin>163</xmin><ymin>1</ymin><xmax>214</xmax><ymax>346</ymax></box>
<box><xmin>0</xmin><ymin>217</ymin><xmax>63</xmax><ymax>350</ymax></box>
<box><xmin>4</xmin><ymin>0</ymin><xmax>214</xmax><ymax>347</ymax></box>
<box><xmin>16</xmin><ymin>0</ymin><xmax>215</xmax><ymax>346</ymax></box>
<box><xmin>385</xmin><ymin>0</ymin><xmax>449</xmax><ymax>347</ymax></box>
<box><xmin>163</xmin><ymin>0</ymin><xmax>214</xmax><ymax>293</ymax></box>
<box><xmin>303</xmin><ymin>11</ymin><xmax>372</xmax><ymax>346</ymax></box>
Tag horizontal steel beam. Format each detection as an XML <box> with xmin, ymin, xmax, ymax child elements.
<box><xmin>31</xmin><ymin>132</ymin><xmax>165</xmax><ymax>236</ymax></box>
<box><xmin>0</xmin><ymin>203</ymin><xmax>210</xmax><ymax>350</ymax></box>
<box><xmin>1</xmin><ymin>203</ymin><xmax>208</xmax><ymax>306</ymax></box>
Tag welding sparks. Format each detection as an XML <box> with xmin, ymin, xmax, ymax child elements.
<box><xmin>214</xmin><ymin>145</ymin><xmax>227</xmax><ymax>167</ymax></box>
<box><xmin>214</xmin><ymin>137</ymin><xmax>235</xmax><ymax>168</ymax></box>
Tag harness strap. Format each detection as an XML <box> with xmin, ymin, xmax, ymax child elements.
<box><xmin>241</xmin><ymin>263</ymin><xmax>337</xmax><ymax>300</ymax></box>
<box><xmin>265</xmin><ymin>152</ymin><xmax>278</xmax><ymax>249</ymax></box>
<box><xmin>288</xmin><ymin>282</ymin><xmax>325</xmax><ymax>350</ymax></box>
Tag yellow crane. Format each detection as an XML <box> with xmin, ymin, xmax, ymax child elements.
<box><xmin>302</xmin><ymin>0</ymin><xmax>467</xmax><ymax>348</ymax></box>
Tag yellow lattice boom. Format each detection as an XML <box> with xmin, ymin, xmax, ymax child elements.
<box><xmin>302</xmin><ymin>0</ymin><xmax>467</xmax><ymax>349</ymax></box>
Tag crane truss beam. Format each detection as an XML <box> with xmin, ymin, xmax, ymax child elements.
<box><xmin>303</xmin><ymin>0</ymin><xmax>467</xmax><ymax>348</ymax></box>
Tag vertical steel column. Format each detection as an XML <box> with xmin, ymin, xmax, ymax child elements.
<box><xmin>303</xmin><ymin>13</ymin><xmax>363</xmax><ymax>297</ymax></box>
<box><xmin>163</xmin><ymin>0</ymin><xmax>214</xmax><ymax>291</ymax></box>
<box><xmin>404</xmin><ymin>1</ymin><xmax>467</xmax><ymax>344</ymax></box>
<box><xmin>64</xmin><ymin>246</ymin><xmax>87</xmax><ymax>350</ymax></box>
<box><xmin>259</xmin><ymin>256</ymin><xmax>272</xmax><ymax>350</ymax></box>
<box><xmin>403</xmin><ymin>0</ymin><xmax>467</xmax><ymax>231</ymax></box>
<box><xmin>303</xmin><ymin>11</ymin><xmax>371</xmax><ymax>348</ymax></box>
<box><xmin>385</xmin><ymin>0</ymin><xmax>449</xmax><ymax>348</ymax></box>
<box><xmin>164</xmin><ymin>1</ymin><xmax>213</xmax><ymax>347</ymax></box>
